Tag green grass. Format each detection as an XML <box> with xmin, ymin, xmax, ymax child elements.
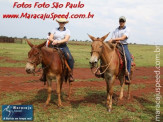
<box><xmin>75</xmin><ymin>78</ymin><xmax>103</xmax><ymax>82</ymax></box>
<box><xmin>0</xmin><ymin>40</ymin><xmax>163</xmax><ymax>68</ymax></box>
<box><xmin>73</xmin><ymin>83</ymin><xmax>146</xmax><ymax>96</ymax></box>
<box><xmin>0</xmin><ymin>84</ymin><xmax>160</xmax><ymax>122</ymax></box>
<box><xmin>136</xmin><ymin>75</ymin><xmax>151</xmax><ymax>79</ymax></box>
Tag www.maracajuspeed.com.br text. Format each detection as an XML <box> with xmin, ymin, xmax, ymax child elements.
<box><xmin>2</xmin><ymin>12</ymin><xmax>94</xmax><ymax>20</ymax></box>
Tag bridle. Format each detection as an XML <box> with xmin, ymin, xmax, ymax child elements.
<box><xmin>27</xmin><ymin>51</ymin><xmax>42</xmax><ymax>64</ymax></box>
<box><xmin>27</xmin><ymin>47</ymin><xmax>61</xmax><ymax>74</ymax></box>
<box><xmin>27</xmin><ymin>48</ymin><xmax>47</xmax><ymax>74</ymax></box>
<box><xmin>90</xmin><ymin>41</ymin><xmax>114</xmax><ymax>76</ymax></box>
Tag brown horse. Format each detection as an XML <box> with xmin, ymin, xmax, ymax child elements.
<box><xmin>25</xmin><ymin>40</ymin><xmax>71</xmax><ymax>107</ymax></box>
<box><xmin>88</xmin><ymin>33</ymin><xmax>134</xmax><ymax>112</ymax></box>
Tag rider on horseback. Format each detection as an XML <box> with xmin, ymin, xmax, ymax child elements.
<box><xmin>108</xmin><ymin>16</ymin><xmax>131</xmax><ymax>83</ymax></box>
<box><xmin>40</xmin><ymin>18</ymin><xmax>74</xmax><ymax>82</ymax></box>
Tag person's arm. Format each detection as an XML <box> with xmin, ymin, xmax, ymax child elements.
<box><xmin>109</xmin><ymin>28</ymin><xmax>129</xmax><ymax>43</ymax></box>
<box><xmin>52</xmin><ymin>35</ymin><xmax>70</xmax><ymax>45</ymax></box>
<box><xmin>52</xmin><ymin>29</ymin><xmax>71</xmax><ymax>45</ymax></box>
<box><xmin>111</xmin><ymin>35</ymin><xmax>127</xmax><ymax>43</ymax></box>
<box><xmin>57</xmin><ymin>35</ymin><xmax>70</xmax><ymax>44</ymax></box>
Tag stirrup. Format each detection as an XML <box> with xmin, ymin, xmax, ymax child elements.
<box><xmin>125</xmin><ymin>79</ymin><xmax>131</xmax><ymax>84</ymax></box>
<box><xmin>69</xmin><ymin>76</ymin><xmax>74</xmax><ymax>82</ymax></box>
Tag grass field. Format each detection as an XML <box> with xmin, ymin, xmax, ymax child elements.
<box><xmin>0</xmin><ymin>39</ymin><xmax>163</xmax><ymax>67</ymax></box>
<box><xmin>0</xmin><ymin>40</ymin><xmax>162</xmax><ymax>122</ymax></box>
<box><xmin>0</xmin><ymin>84</ymin><xmax>159</xmax><ymax>122</ymax></box>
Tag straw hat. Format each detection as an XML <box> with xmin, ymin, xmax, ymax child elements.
<box><xmin>56</xmin><ymin>18</ymin><xmax>69</xmax><ymax>23</ymax></box>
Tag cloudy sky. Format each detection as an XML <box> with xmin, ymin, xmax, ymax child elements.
<box><xmin>0</xmin><ymin>0</ymin><xmax>163</xmax><ymax>45</ymax></box>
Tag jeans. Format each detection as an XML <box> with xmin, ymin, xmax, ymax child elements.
<box><xmin>60</xmin><ymin>46</ymin><xmax>74</xmax><ymax>69</ymax></box>
<box><xmin>122</xmin><ymin>44</ymin><xmax>131</xmax><ymax>73</ymax></box>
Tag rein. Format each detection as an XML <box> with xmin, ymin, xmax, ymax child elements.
<box><xmin>91</xmin><ymin>53</ymin><xmax>114</xmax><ymax>75</ymax></box>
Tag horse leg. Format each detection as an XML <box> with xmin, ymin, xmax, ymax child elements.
<box><xmin>68</xmin><ymin>82</ymin><xmax>72</xmax><ymax>100</ymax></box>
<box><xmin>45</xmin><ymin>77</ymin><xmax>52</xmax><ymax>106</ymax></box>
<box><xmin>56</xmin><ymin>75</ymin><xmax>62</xmax><ymax>107</ymax></box>
<box><xmin>119</xmin><ymin>76</ymin><xmax>125</xmax><ymax>100</ymax></box>
<box><xmin>127</xmin><ymin>84</ymin><xmax>131</xmax><ymax>99</ymax></box>
<box><xmin>127</xmin><ymin>68</ymin><xmax>133</xmax><ymax>99</ymax></box>
<box><xmin>105</xmin><ymin>74</ymin><xmax>115</xmax><ymax>112</ymax></box>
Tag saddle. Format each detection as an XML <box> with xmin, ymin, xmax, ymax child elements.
<box><xmin>116</xmin><ymin>43</ymin><xmax>136</xmax><ymax>73</ymax></box>
<box><xmin>49</xmin><ymin>42</ymin><xmax>72</xmax><ymax>81</ymax></box>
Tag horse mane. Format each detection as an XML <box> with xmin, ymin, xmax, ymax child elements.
<box><xmin>41</xmin><ymin>47</ymin><xmax>58</xmax><ymax>56</ymax></box>
<box><xmin>104</xmin><ymin>42</ymin><xmax>115</xmax><ymax>50</ymax></box>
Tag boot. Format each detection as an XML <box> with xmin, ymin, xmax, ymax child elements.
<box><xmin>39</xmin><ymin>72</ymin><xmax>46</xmax><ymax>82</ymax></box>
<box><xmin>69</xmin><ymin>70</ymin><xmax>74</xmax><ymax>82</ymax></box>
<box><xmin>125</xmin><ymin>71</ymin><xmax>131</xmax><ymax>84</ymax></box>
<box><xmin>39</xmin><ymin>72</ymin><xmax>46</xmax><ymax>85</ymax></box>
<box><xmin>39</xmin><ymin>63</ymin><xmax>47</xmax><ymax>84</ymax></box>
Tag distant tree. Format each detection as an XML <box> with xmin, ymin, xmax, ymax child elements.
<box><xmin>23</xmin><ymin>36</ymin><xmax>27</xmax><ymax>39</ymax></box>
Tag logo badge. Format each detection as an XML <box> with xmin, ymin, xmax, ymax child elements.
<box><xmin>2</xmin><ymin>105</ymin><xmax>33</xmax><ymax>121</ymax></box>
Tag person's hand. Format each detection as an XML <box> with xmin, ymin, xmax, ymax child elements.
<box><xmin>109</xmin><ymin>39</ymin><xmax>117</xmax><ymax>43</ymax></box>
<box><xmin>117</xmin><ymin>41</ymin><xmax>120</xmax><ymax>43</ymax></box>
<box><xmin>52</xmin><ymin>40</ymin><xmax>58</xmax><ymax>45</ymax></box>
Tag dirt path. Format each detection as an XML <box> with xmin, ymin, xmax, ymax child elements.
<box><xmin>0</xmin><ymin>67</ymin><xmax>162</xmax><ymax>93</ymax></box>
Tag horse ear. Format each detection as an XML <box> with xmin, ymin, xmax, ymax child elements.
<box><xmin>88</xmin><ymin>34</ymin><xmax>96</xmax><ymax>41</ymax></box>
<box><xmin>37</xmin><ymin>41</ymin><xmax>46</xmax><ymax>49</ymax></box>
<box><xmin>26</xmin><ymin>40</ymin><xmax>34</xmax><ymax>48</ymax></box>
<box><xmin>101</xmin><ymin>33</ymin><xmax>110</xmax><ymax>42</ymax></box>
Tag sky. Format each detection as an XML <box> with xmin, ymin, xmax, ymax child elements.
<box><xmin>0</xmin><ymin>0</ymin><xmax>163</xmax><ymax>45</ymax></box>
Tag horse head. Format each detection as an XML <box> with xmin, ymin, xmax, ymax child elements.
<box><xmin>88</xmin><ymin>33</ymin><xmax>110</xmax><ymax>67</ymax></box>
<box><xmin>25</xmin><ymin>40</ymin><xmax>46</xmax><ymax>74</ymax></box>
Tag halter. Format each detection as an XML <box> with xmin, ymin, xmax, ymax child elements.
<box><xmin>27</xmin><ymin>50</ymin><xmax>42</xmax><ymax>65</ymax></box>
<box><xmin>27</xmin><ymin>47</ymin><xmax>62</xmax><ymax>74</ymax></box>
<box><xmin>90</xmin><ymin>43</ymin><xmax>103</xmax><ymax>57</ymax></box>
<box><xmin>90</xmin><ymin>41</ymin><xmax>115</xmax><ymax>76</ymax></box>
<box><xmin>27</xmin><ymin>48</ymin><xmax>49</xmax><ymax>74</ymax></box>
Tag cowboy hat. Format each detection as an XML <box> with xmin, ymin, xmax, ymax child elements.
<box><xmin>56</xmin><ymin>18</ymin><xmax>69</xmax><ymax>23</ymax></box>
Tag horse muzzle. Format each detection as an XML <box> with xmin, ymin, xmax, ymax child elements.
<box><xmin>25</xmin><ymin>63</ymin><xmax>35</xmax><ymax>74</ymax></box>
<box><xmin>89</xmin><ymin>56</ymin><xmax>98</xmax><ymax>64</ymax></box>
<box><xmin>89</xmin><ymin>56</ymin><xmax>99</xmax><ymax>68</ymax></box>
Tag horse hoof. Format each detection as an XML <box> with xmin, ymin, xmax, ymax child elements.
<box><xmin>58</xmin><ymin>104</ymin><xmax>63</xmax><ymax>107</ymax></box>
<box><xmin>44</xmin><ymin>104</ymin><xmax>48</xmax><ymax>108</ymax></box>
<box><xmin>107</xmin><ymin>108</ymin><xmax>112</xmax><ymax>112</ymax></box>
<box><xmin>67</xmin><ymin>97</ymin><xmax>70</xmax><ymax>101</ymax></box>
<box><xmin>58</xmin><ymin>105</ymin><xmax>63</xmax><ymax>109</ymax></box>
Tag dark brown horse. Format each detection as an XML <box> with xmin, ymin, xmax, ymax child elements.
<box><xmin>88</xmin><ymin>33</ymin><xmax>135</xmax><ymax>112</ymax></box>
<box><xmin>25</xmin><ymin>40</ymin><xmax>71</xmax><ymax>107</ymax></box>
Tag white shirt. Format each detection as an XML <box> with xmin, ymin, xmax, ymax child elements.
<box><xmin>112</xmin><ymin>26</ymin><xmax>130</xmax><ymax>44</ymax></box>
<box><xmin>51</xmin><ymin>27</ymin><xmax>70</xmax><ymax>41</ymax></box>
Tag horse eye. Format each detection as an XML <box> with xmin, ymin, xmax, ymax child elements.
<box><xmin>99</xmin><ymin>46</ymin><xmax>103</xmax><ymax>48</ymax></box>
